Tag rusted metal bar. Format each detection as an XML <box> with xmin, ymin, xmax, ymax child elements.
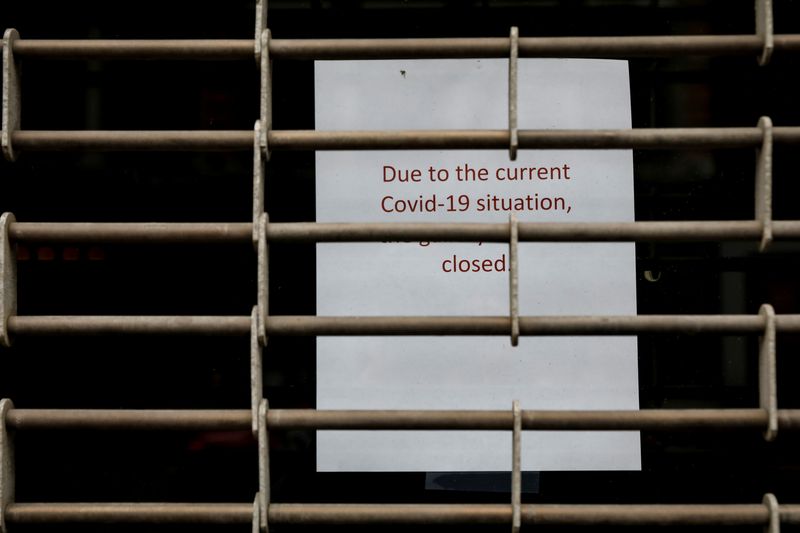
<box><xmin>5</xmin><ymin>314</ymin><xmax>800</xmax><ymax>337</ymax></box>
<box><xmin>269</xmin><ymin>503</ymin><xmax>799</xmax><ymax>526</ymax></box>
<box><xmin>5</xmin><ymin>502</ymin><xmax>800</xmax><ymax>526</ymax></box>
<box><xmin>0</xmin><ymin>400</ymin><xmax>13</xmax><ymax>533</ymax></box>
<box><xmin>6</xmin><ymin>409</ymin><xmax>251</xmax><ymax>431</ymax></box>
<box><xmin>290</xmin><ymin>409</ymin><xmax>800</xmax><ymax>431</ymax></box>
<box><xmin>0</xmin><ymin>214</ymin><xmax>16</xmax><ymax>348</ymax></box>
<box><xmin>7</xmin><ymin>408</ymin><xmax>800</xmax><ymax>431</ymax></box>
<box><xmin>6</xmin><ymin>316</ymin><xmax>251</xmax><ymax>336</ymax></box>
<box><xmin>254</xmin><ymin>0</ymin><xmax>267</xmax><ymax>64</ymax></box>
<box><xmin>7</xmin><ymin>127</ymin><xmax>800</xmax><ymax>152</ymax></box>
<box><xmin>269</xmin><ymin>127</ymin><xmax>800</xmax><ymax>150</ymax></box>
<box><xmin>508</xmin><ymin>215</ymin><xmax>520</xmax><ymax>346</ymax></box>
<box><xmin>1</xmin><ymin>30</ymin><xmax>20</xmax><ymax>162</ymax></box>
<box><xmin>756</xmin><ymin>0</ymin><xmax>775</xmax><ymax>65</ymax></box>
<box><xmin>765</xmin><ymin>495</ymin><xmax>781</xmax><ymax>533</ymax></box>
<box><xmin>265</xmin><ymin>314</ymin><xmax>800</xmax><ymax>336</ymax></box>
<box><xmin>268</xmin><ymin>503</ymin><xmax>800</xmax><ymax>526</ymax></box>
<box><xmin>4</xmin><ymin>35</ymin><xmax>800</xmax><ymax>60</ymax></box>
<box><xmin>257</xmin><ymin>400</ymin><xmax>270</xmax><ymax>533</ymax></box>
<box><xmin>8</xmin><ymin>222</ymin><xmax>252</xmax><ymax>243</ymax></box>
<box><xmin>9</xmin><ymin>40</ymin><xmax>254</xmax><ymax>60</ymax></box>
<box><xmin>511</xmin><ymin>401</ymin><xmax>522</xmax><ymax>533</ymax></box>
<box><xmin>269</xmin><ymin>408</ymin><xmax>792</xmax><ymax>431</ymax></box>
<box><xmin>9</xmin><ymin>220</ymin><xmax>800</xmax><ymax>244</ymax></box>
<box><xmin>508</xmin><ymin>27</ymin><xmax>519</xmax><ymax>161</ymax></box>
<box><xmin>266</xmin><ymin>220</ymin><xmax>800</xmax><ymax>243</ymax></box>
<box><xmin>756</xmin><ymin>116</ymin><xmax>774</xmax><ymax>251</ymax></box>
<box><xmin>11</xmin><ymin>131</ymin><xmax>253</xmax><ymax>151</ymax></box>
<box><xmin>759</xmin><ymin>304</ymin><xmax>778</xmax><ymax>441</ymax></box>
<box><xmin>268</xmin><ymin>35</ymin><xmax>800</xmax><ymax>60</ymax></box>
<box><xmin>5</xmin><ymin>503</ymin><xmax>253</xmax><ymax>524</ymax></box>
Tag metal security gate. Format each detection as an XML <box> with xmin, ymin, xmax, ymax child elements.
<box><xmin>1</xmin><ymin>0</ymin><xmax>800</xmax><ymax>531</ymax></box>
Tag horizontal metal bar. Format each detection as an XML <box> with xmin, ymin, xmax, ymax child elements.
<box><xmin>8</xmin><ymin>408</ymin><xmax>800</xmax><ymax>431</ymax></box>
<box><xmin>4</xmin><ymin>35</ymin><xmax>800</xmax><ymax>60</ymax></box>
<box><xmin>6</xmin><ymin>503</ymin><xmax>800</xmax><ymax>525</ymax></box>
<box><xmin>265</xmin><ymin>315</ymin><xmax>800</xmax><ymax>336</ymax></box>
<box><xmin>9</xmin><ymin>222</ymin><xmax>252</xmax><ymax>243</ymax></box>
<box><xmin>269</xmin><ymin>503</ymin><xmax>800</xmax><ymax>526</ymax></box>
<box><xmin>6</xmin><ymin>503</ymin><xmax>252</xmax><ymax>524</ymax></box>
<box><xmin>6</xmin><ymin>127</ymin><xmax>800</xmax><ymax>151</ymax></box>
<box><xmin>268</xmin><ymin>221</ymin><xmax>800</xmax><ymax>243</ymax></box>
<box><xmin>6</xmin><ymin>314</ymin><xmax>800</xmax><ymax>337</ymax></box>
<box><xmin>7</xmin><ymin>316</ymin><xmax>251</xmax><ymax>336</ymax></box>
<box><xmin>270</xmin><ymin>128</ymin><xmax>800</xmax><ymax>150</ymax></box>
<box><xmin>274</xmin><ymin>503</ymin><xmax>800</xmax><ymax>526</ymax></box>
<box><xmin>11</xmin><ymin>131</ymin><xmax>253</xmax><ymax>151</ymax></box>
<box><xmin>9</xmin><ymin>221</ymin><xmax>800</xmax><ymax>243</ymax></box>
<box><xmin>271</xmin><ymin>409</ymin><xmax>782</xmax><ymax>431</ymax></box>
<box><xmin>7</xmin><ymin>409</ymin><xmax>251</xmax><ymax>430</ymax></box>
<box><xmin>12</xmin><ymin>40</ymin><xmax>254</xmax><ymax>60</ymax></box>
<box><xmin>269</xmin><ymin>35</ymin><xmax>800</xmax><ymax>60</ymax></box>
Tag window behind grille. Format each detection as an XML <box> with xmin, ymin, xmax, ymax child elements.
<box><xmin>1</xmin><ymin>1</ymin><xmax>800</xmax><ymax>532</ymax></box>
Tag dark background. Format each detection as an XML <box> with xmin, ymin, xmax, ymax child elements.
<box><xmin>1</xmin><ymin>1</ymin><xmax>800</xmax><ymax>531</ymax></box>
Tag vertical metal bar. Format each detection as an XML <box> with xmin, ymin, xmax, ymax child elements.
<box><xmin>508</xmin><ymin>27</ymin><xmax>519</xmax><ymax>161</ymax></box>
<box><xmin>511</xmin><ymin>400</ymin><xmax>521</xmax><ymax>533</ymax></box>
<box><xmin>1</xmin><ymin>29</ymin><xmax>20</xmax><ymax>162</ymax></box>
<box><xmin>253</xmin><ymin>122</ymin><xmax>265</xmax><ymax>248</ymax></box>
<box><xmin>756</xmin><ymin>117</ymin><xmax>773</xmax><ymax>252</ymax></box>
<box><xmin>257</xmin><ymin>213</ymin><xmax>268</xmax><ymax>345</ymax></box>
<box><xmin>756</xmin><ymin>0</ymin><xmax>774</xmax><ymax>65</ymax></box>
<box><xmin>759</xmin><ymin>304</ymin><xmax>777</xmax><ymax>442</ymax></box>
<box><xmin>255</xmin><ymin>6</ymin><xmax>270</xmax><ymax>514</ymax></box>
<box><xmin>0</xmin><ymin>214</ymin><xmax>16</xmax><ymax>348</ymax></box>
<box><xmin>254</xmin><ymin>0</ymin><xmax>267</xmax><ymax>64</ymax></box>
<box><xmin>257</xmin><ymin>399</ymin><xmax>270</xmax><ymax>533</ymax></box>
<box><xmin>255</xmin><ymin>5</ymin><xmax>270</xmax><ymax>522</ymax></box>
<box><xmin>763</xmin><ymin>494</ymin><xmax>779</xmax><ymax>533</ymax></box>
<box><xmin>251</xmin><ymin>496</ymin><xmax>260</xmax><ymax>533</ymax></box>
<box><xmin>250</xmin><ymin>308</ymin><xmax>263</xmax><ymax>436</ymax></box>
<box><xmin>0</xmin><ymin>399</ymin><xmax>14</xmax><ymax>533</ymax></box>
<box><xmin>264</xmin><ymin>32</ymin><xmax>271</xmax><ymax>159</ymax></box>
<box><xmin>509</xmin><ymin>214</ymin><xmax>519</xmax><ymax>346</ymax></box>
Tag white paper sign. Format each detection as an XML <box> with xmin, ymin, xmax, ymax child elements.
<box><xmin>315</xmin><ymin>59</ymin><xmax>640</xmax><ymax>472</ymax></box>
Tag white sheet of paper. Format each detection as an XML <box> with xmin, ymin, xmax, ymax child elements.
<box><xmin>315</xmin><ymin>59</ymin><xmax>640</xmax><ymax>472</ymax></box>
